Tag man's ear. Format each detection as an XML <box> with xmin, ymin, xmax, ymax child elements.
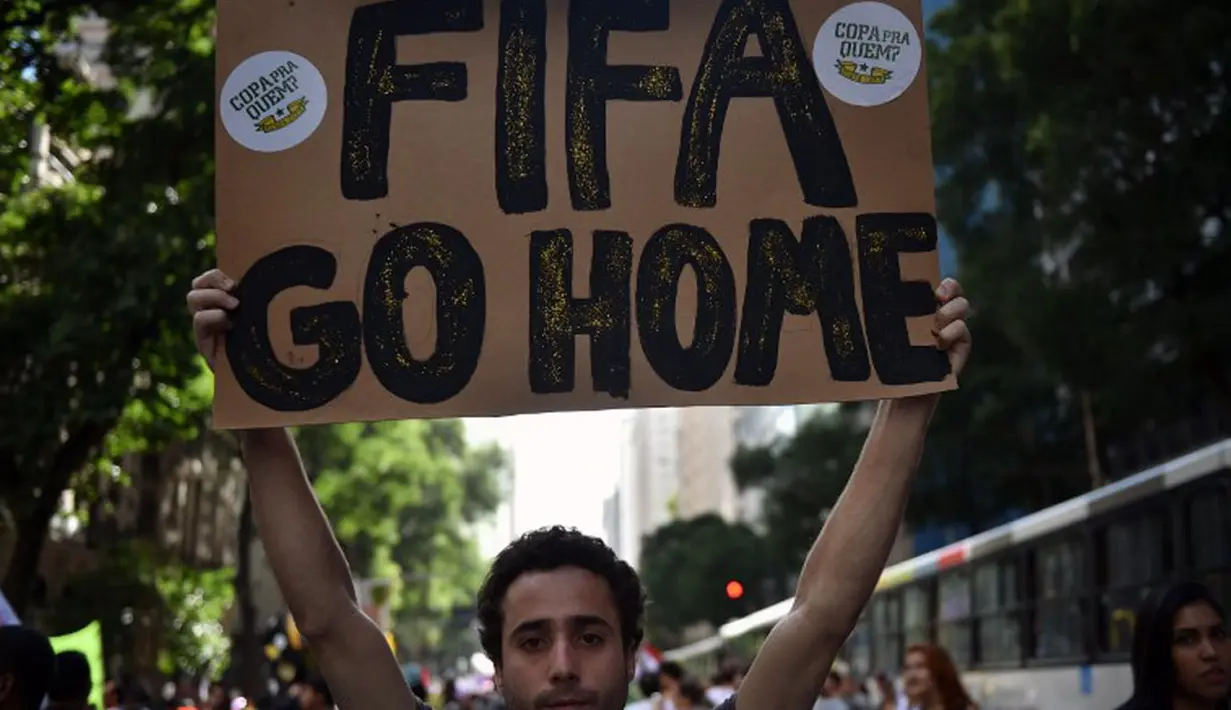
<box><xmin>494</xmin><ymin>669</ymin><xmax>504</xmax><ymax>694</ymax></box>
<box><xmin>625</xmin><ymin>649</ymin><xmax>637</xmax><ymax>683</ymax></box>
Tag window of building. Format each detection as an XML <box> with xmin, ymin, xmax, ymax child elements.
<box><xmin>938</xmin><ymin>570</ymin><xmax>972</xmax><ymax>667</ymax></box>
<box><xmin>1097</xmin><ymin>509</ymin><xmax>1169</xmax><ymax>655</ymax></box>
<box><xmin>872</xmin><ymin>594</ymin><xmax>901</xmax><ymax>672</ymax></box>
<box><xmin>1033</xmin><ymin>537</ymin><xmax>1087</xmax><ymax>660</ymax></box>
<box><xmin>973</xmin><ymin>559</ymin><xmax>1022</xmax><ymax>665</ymax></box>
<box><xmin>903</xmin><ymin>584</ymin><xmax>932</xmax><ymax>647</ymax></box>
<box><xmin>1188</xmin><ymin>483</ymin><xmax>1231</xmax><ymax>613</ymax></box>
<box><xmin>846</xmin><ymin>619</ymin><xmax>873</xmax><ymax>679</ymax></box>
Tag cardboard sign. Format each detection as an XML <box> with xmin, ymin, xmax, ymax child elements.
<box><xmin>213</xmin><ymin>0</ymin><xmax>953</xmax><ymax>429</ymax></box>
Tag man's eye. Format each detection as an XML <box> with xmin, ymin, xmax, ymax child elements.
<box><xmin>521</xmin><ymin>638</ymin><xmax>547</xmax><ymax>651</ymax></box>
<box><xmin>581</xmin><ymin>633</ymin><xmax>604</xmax><ymax>646</ymax></box>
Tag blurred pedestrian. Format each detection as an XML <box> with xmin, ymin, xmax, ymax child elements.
<box><xmin>0</xmin><ymin>625</ymin><xmax>56</xmax><ymax>710</ymax></box>
<box><xmin>1116</xmin><ymin>581</ymin><xmax>1230</xmax><ymax>710</ymax></box>
<box><xmin>901</xmin><ymin>644</ymin><xmax>975</xmax><ymax>710</ymax></box>
<box><xmin>47</xmin><ymin>651</ymin><xmax>93</xmax><ymax>710</ymax></box>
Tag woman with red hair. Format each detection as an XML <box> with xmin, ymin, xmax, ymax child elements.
<box><xmin>901</xmin><ymin>644</ymin><xmax>977</xmax><ymax>710</ymax></box>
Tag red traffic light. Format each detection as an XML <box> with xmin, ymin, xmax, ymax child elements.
<box><xmin>725</xmin><ymin>580</ymin><xmax>744</xmax><ymax>600</ymax></box>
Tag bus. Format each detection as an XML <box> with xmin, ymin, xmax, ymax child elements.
<box><xmin>661</xmin><ymin>438</ymin><xmax>1231</xmax><ymax>710</ymax></box>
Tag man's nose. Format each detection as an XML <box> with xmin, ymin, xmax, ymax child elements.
<box><xmin>548</xmin><ymin>639</ymin><xmax>581</xmax><ymax>682</ymax></box>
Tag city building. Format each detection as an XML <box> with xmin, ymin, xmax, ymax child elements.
<box><xmin>604</xmin><ymin>408</ymin><xmax>680</xmax><ymax>567</ymax></box>
<box><xmin>676</xmin><ymin>407</ymin><xmax>739</xmax><ymax>521</ymax></box>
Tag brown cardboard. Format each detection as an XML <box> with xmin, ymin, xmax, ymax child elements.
<box><xmin>213</xmin><ymin>0</ymin><xmax>954</xmax><ymax>429</ymax></box>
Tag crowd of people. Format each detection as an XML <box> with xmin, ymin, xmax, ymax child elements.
<box><xmin>0</xmin><ymin>628</ymin><xmax>93</xmax><ymax>710</ymax></box>
<box><xmin>625</xmin><ymin>645</ymin><xmax>969</xmax><ymax>710</ymax></box>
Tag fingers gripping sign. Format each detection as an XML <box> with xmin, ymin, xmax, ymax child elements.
<box><xmin>188</xmin><ymin>269</ymin><xmax>239</xmax><ymax>372</ymax></box>
<box><xmin>932</xmin><ymin>277</ymin><xmax>971</xmax><ymax>378</ymax></box>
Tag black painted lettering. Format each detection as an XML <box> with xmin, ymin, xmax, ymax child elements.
<box><xmin>341</xmin><ymin>0</ymin><xmax>482</xmax><ymax>201</ymax></box>
<box><xmin>496</xmin><ymin>0</ymin><xmax>549</xmax><ymax>214</ymax></box>
<box><xmin>363</xmin><ymin>223</ymin><xmax>486</xmax><ymax>404</ymax></box>
<box><xmin>567</xmin><ymin>0</ymin><xmax>683</xmax><ymax>211</ymax></box>
<box><xmin>636</xmin><ymin>224</ymin><xmax>736</xmax><ymax>391</ymax></box>
<box><xmin>735</xmin><ymin>216</ymin><xmax>870</xmax><ymax>385</ymax></box>
<box><xmin>856</xmin><ymin>213</ymin><xmax>949</xmax><ymax>385</ymax></box>
<box><xmin>227</xmin><ymin>246</ymin><xmax>362</xmax><ymax>411</ymax></box>
<box><xmin>676</xmin><ymin>0</ymin><xmax>857</xmax><ymax>209</ymax></box>
<box><xmin>529</xmin><ymin>229</ymin><xmax>634</xmax><ymax>397</ymax></box>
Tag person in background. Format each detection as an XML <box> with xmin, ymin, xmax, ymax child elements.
<box><xmin>205</xmin><ymin>684</ymin><xmax>230</xmax><ymax>710</ymax></box>
<box><xmin>901</xmin><ymin>645</ymin><xmax>975</xmax><ymax>710</ymax></box>
<box><xmin>114</xmin><ymin>679</ymin><xmax>152</xmax><ymax>710</ymax></box>
<box><xmin>1115</xmin><ymin>581</ymin><xmax>1230</xmax><ymax>710</ymax></box>
<box><xmin>298</xmin><ymin>677</ymin><xmax>334</xmax><ymax>710</ymax></box>
<box><xmin>47</xmin><ymin>651</ymin><xmax>94</xmax><ymax>710</ymax></box>
<box><xmin>0</xmin><ymin>626</ymin><xmax>56</xmax><ymax>710</ymax></box>
<box><xmin>705</xmin><ymin>665</ymin><xmax>739</xmax><ymax>707</ymax></box>
<box><xmin>441</xmin><ymin>679</ymin><xmax>459</xmax><ymax>710</ymax></box>
<box><xmin>812</xmin><ymin>672</ymin><xmax>849</xmax><ymax>710</ymax></box>
<box><xmin>656</xmin><ymin>662</ymin><xmax>684</xmax><ymax>710</ymax></box>
<box><xmin>867</xmin><ymin>673</ymin><xmax>897</xmax><ymax>710</ymax></box>
<box><xmin>625</xmin><ymin>672</ymin><xmax>659</xmax><ymax>710</ymax></box>
<box><xmin>674</xmin><ymin>681</ymin><xmax>710</xmax><ymax>710</ymax></box>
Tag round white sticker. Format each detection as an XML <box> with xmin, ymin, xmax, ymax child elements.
<box><xmin>812</xmin><ymin>2</ymin><xmax>922</xmax><ymax>108</ymax></box>
<box><xmin>220</xmin><ymin>51</ymin><xmax>327</xmax><ymax>153</ymax></box>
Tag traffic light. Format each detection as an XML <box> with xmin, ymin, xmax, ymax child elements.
<box><xmin>725</xmin><ymin>580</ymin><xmax>744</xmax><ymax>600</ymax></box>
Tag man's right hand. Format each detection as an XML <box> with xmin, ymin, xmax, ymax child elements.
<box><xmin>187</xmin><ymin>269</ymin><xmax>238</xmax><ymax>372</ymax></box>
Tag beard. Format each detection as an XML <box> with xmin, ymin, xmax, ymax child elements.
<box><xmin>501</xmin><ymin>667</ymin><xmax>630</xmax><ymax>710</ymax></box>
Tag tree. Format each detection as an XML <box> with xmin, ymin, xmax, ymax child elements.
<box><xmin>927</xmin><ymin>0</ymin><xmax>1231</xmax><ymax>470</ymax></box>
<box><xmin>731</xmin><ymin>406</ymin><xmax>867</xmax><ymax>573</ymax></box>
<box><xmin>295</xmin><ymin>420</ymin><xmax>506</xmax><ymax>653</ymax></box>
<box><xmin>744</xmin><ymin>0</ymin><xmax>1231</xmax><ymax>552</ymax></box>
<box><xmin>1</xmin><ymin>0</ymin><xmax>216</xmax><ymax>612</ymax></box>
<box><xmin>731</xmin><ymin>327</ymin><xmax>1092</xmax><ymax>551</ymax></box>
<box><xmin>45</xmin><ymin>539</ymin><xmax>234</xmax><ymax>682</ymax></box>
<box><xmin>639</xmin><ymin>514</ymin><xmax>774</xmax><ymax>645</ymax></box>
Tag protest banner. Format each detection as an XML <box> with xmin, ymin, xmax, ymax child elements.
<box><xmin>214</xmin><ymin>0</ymin><xmax>953</xmax><ymax>428</ymax></box>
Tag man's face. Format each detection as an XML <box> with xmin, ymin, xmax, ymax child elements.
<box><xmin>495</xmin><ymin>567</ymin><xmax>633</xmax><ymax>710</ymax></box>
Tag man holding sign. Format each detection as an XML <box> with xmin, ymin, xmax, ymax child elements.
<box><xmin>187</xmin><ymin>271</ymin><xmax>969</xmax><ymax>710</ymax></box>
<box><xmin>203</xmin><ymin>0</ymin><xmax>970</xmax><ymax>708</ymax></box>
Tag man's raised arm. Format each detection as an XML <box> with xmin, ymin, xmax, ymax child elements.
<box><xmin>736</xmin><ymin>279</ymin><xmax>971</xmax><ymax>710</ymax></box>
<box><xmin>188</xmin><ymin>269</ymin><xmax>417</xmax><ymax>710</ymax></box>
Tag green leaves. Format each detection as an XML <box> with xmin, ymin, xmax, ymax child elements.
<box><xmin>1</xmin><ymin>0</ymin><xmax>216</xmax><ymax>504</ymax></box>
<box><xmin>43</xmin><ymin>539</ymin><xmax>234</xmax><ymax>681</ymax></box>
<box><xmin>640</xmin><ymin>514</ymin><xmax>775</xmax><ymax>643</ymax></box>
<box><xmin>296</xmin><ymin>421</ymin><xmax>507</xmax><ymax>639</ymax></box>
<box><xmin>928</xmin><ymin>0</ymin><xmax>1231</xmax><ymax>469</ymax></box>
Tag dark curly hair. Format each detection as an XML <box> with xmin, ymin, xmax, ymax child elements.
<box><xmin>476</xmin><ymin>525</ymin><xmax>646</xmax><ymax>666</ymax></box>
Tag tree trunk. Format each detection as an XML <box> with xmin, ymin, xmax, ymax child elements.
<box><xmin>135</xmin><ymin>452</ymin><xmax>164</xmax><ymax>540</ymax></box>
<box><xmin>1</xmin><ymin>420</ymin><xmax>112</xmax><ymax>615</ymax></box>
<box><xmin>231</xmin><ymin>487</ymin><xmax>264</xmax><ymax>696</ymax></box>
<box><xmin>2</xmin><ymin>482</ymin><xmax>67</xmax><ymax>615</ymax></box>
<box><xmin>1081</xmin><ymin>389</ymin><xmax>1104</xmax><ymax>489</ymax></box>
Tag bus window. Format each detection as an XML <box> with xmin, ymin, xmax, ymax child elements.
<box><xmin>1097</xmin><ymin>510</ymin><xmax>1169</xmax><ymax>655</ymax></box>
<box><xmin>974</xmin><ymin>560</ymin><xmax>1022</xmax><ymax>665</ymax></box>
<box><xmin>938</xmin><ymin>571</ymin><xmax>972</xmax><ymax>667</ymax></box>
<box><xmin>1034</xmin><ymin>537</ymin><xmax>1086</xmax><ymax>660</ymax></box>
<box><xmin>1187</xmin><ymin>483</ymin><xmax>1231</xmax><ymax>612</ymax></box>
<box><xmin>903</xmin><ymin>584</ymin><xmax>932</xmax><ymax>646</ymax></box>
<box><xmin>847</xmin><ymin>619</ymin><xmax>873</xmax><ymax>679</ymax></box>
<box><xmin>872</xmin><ymin>594</ymin><xmax>901</xmax><ymax>673</ymax></box>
